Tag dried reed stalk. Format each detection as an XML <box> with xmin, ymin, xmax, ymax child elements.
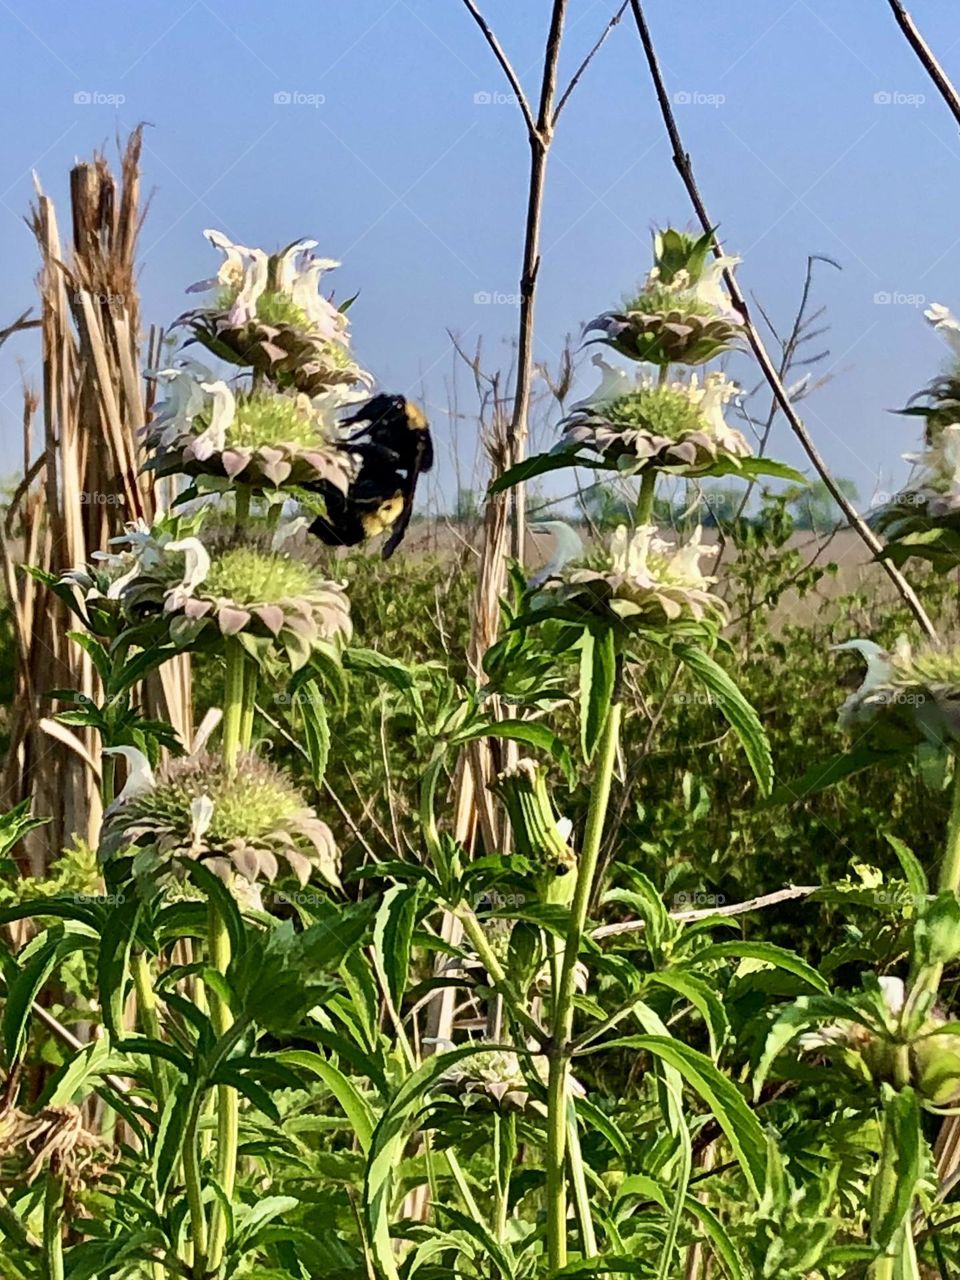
<box><xmin>0</xmin><ymin>127</ymin><xmax>192</xmax><ymax>873</ymax></box>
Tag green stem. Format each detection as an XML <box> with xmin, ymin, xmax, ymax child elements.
<box><xmin>636</xmin><ymin>471</ymin><xmax>657</xmax><ymax>527</ymax></box>
<box><xmin>101</xmin><ymin>754</ymin><xmax>115</xmax><ymax>809</ymax></box>
<box><xmin>905</xmin><ymin>758</ymin><xmax>960</xmax><ymax>1017</ymax></box>
<box><xmin>43</xmin><ymin>1172</ymin><xmax>64</xmax><ymax>1280</ymax></box>
<box><xmin>240</xmin><ymin>658</ymin><xmax>258</xmax><ymax>752</ymax></box>
<box><xmin>221</xmin><ymin>639</ymin><xmax>247</xmax><ymax>774</ymax></box>
<box><xmin>182</xmin><ymin>1091</ymin><xmax>208</xmax><ymax>1276</ymax></box>
<box><xmin>939</xmin><ymin>754</ymin><xmax>960</xmax><ymax>896</ymax></box>
<box><xmin>206</xmin><ymin>900</ymin><xmax>238</xmax><ymax>1273</ymax></box>
<box><xmin>455</xmin><ymin>906</ymin><xmax>546</xmax><ymax>1047</ymax></box>
<box><xmin>132</xmin><ymin>951</ymin><xmax>167</xmax><ymax>1104</ymax></box>
<box><xmin>546</xmin><ymin>696</ymin><xmax>623</xmax><ymax>1275</ymax></box>
<box><xmin>234</xmin><ymin>485</ymin><xmax>251</xmax><ymax>533</ymax></box>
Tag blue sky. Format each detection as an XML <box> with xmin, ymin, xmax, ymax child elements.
<box><xmin>0</xmin><ymin>0</ymin><xmax>959</xmax><ymax>512</ymax></box>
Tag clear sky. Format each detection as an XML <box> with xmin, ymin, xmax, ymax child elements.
<box><xmin>1</xmin><ymin>0</ymin><xmax>959</xmax><ymax>513</ymax></box>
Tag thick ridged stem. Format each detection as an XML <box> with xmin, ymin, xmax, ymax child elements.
<box><xmin>545</xmin><ymin>698</ymin><xmax>622</xmax><ymax>1274</ymax></box>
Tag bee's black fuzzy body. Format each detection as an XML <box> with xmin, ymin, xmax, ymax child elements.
<box><xmin>308</xmin><ymin>394</ymin><xmax>433</xmax><ymax>559</ymax></box>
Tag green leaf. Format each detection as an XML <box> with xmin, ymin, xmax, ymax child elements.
<box><xmin>435</xmin><ymin>1204</ymin><xmax>516</xmax><ymax>1280</ymax></box>
<box><xmin>647</xmin><ymin>971</ymin><xmax>729</xmax><ymax>1059</ymax></box>
<box><xmin>154</xmin><ymin>1078</ymin><xmax>201</xmax><ymax>1195</ymax></box>
<box><xmin>373</xmin><ymin>884</ymin><xmax>419</xmax><ymax>1008</ymax></box>
<box><xmin>276</xmin><ymin>1050</ymin><xmax>374</xmax><ymax>1151</ymax></box>
<box><xmin>579</xmin><ymin>628</ymin><xmax>615</xmax><ymax>763</ymax></box>
<box><xmin>0</xmin><ymin>802</ymin><xmax>49</xmax><ymax>858</ymax></box>
<box><xmin>366</xmin><ymin>1046</ymin><xmax>511</xmax><ymax>1280</ymax></box>
<box><xmin>343</xmin><ymin>647</ymin><xmax>417</xmax><ymax>692</ymax></box>
<box><xmin>98</xmin><ymin>900</ymin><xmax>140</xmax><ymax>1040</ymax></box>
<box><xmin>870</xmin><ymin>1086</ymin><xmax>921</xmax><ymax>1251</ymax></box>
<box><xmin>597</xmin><ymin>1036</ymin><xmax>767</xmax><ymax>1197</ymax></box>
<box><xmin>753</xmin><ymin>994</ymin><xmax>876</xmax><ymax>1097</ymax></box>
<box><xmin>768</xmin><ymin>746</ymin><xmax>907</xmax><ymax>805</ymax></box>
<box><xmin>4</xmin><ymin>930</ymin><xmax>89</xmax><ymax>1062</ymax></box>
<box><xmin>694</xmin><ymin>941</ymin><xmax>828</xmax><ymax>994</ymax></box>
<box><xmin>296</xmin><ymin>679</ymin><xmax>330</xmax><ymax>789</ymax></box>
<box><xmin>488</xmin><ymin>444</ymin><xmax>599</xmax><ymax>495</ymax></box>
<box><xmin>885</xmin><ymin>834</ymin><xmax>928</xmax><ymax>901</ymax></box>
<box><xmin>233</xmin><ymin>1196</ymin><xmax>300</xmax><ymax>1249</ymax></box>
<box><xmin>673</xmin><ymin>644</ymin><xmax>773</xmax><ymax>796</ymax></box>
<box><xmin>457</xmin><ymin>719</ymin><xmax>576</xmax><ymax>789</ymax></box>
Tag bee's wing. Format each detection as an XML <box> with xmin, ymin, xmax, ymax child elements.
<box><xmin>381</xmin><ymin>430</ymin><xmax>432</xmax><ymax>560</ymax></box>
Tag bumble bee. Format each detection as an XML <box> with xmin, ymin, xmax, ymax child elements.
<box><xmin>308</xmin><ymin>394</ymin><xmax>434</xmax><ymax>560</ymax></box>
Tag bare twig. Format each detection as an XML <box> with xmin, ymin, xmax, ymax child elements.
<box><xmin>458</xmin><ymin>0</ymin><xmax>571</xmax><ymax>559</ymax></box>
<box><xmin>885</xmin><ymin>0</ymin><xmax>960</xmax><ymax>129</ymax></box>
<box><xmin>627</xmin><ymin>0</ymin><xmax>938</xmax><ymax>643</ymax></box>
<box><xmin>553</xmin><ymin>1</ymin><xmax>630</xmax><ymax>125</ymax></box>
<box><xmin>459</xmin><ymin>0</ymin><xmax>537</xmax><ymax>137</ymax></box>
<box><xmin>592</xmin><ymin>883</ymin><xmax>819</xmax><ymax>939</ymax></box>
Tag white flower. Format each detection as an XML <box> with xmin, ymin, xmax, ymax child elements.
<box><xmin>528</xmin><ymin>521</ymin><xmax>584</xmax><ymax>587</ymax></box>
<box><xmin>925</xmin><ymin>303</ymin><xmax>960</xmax><ymax>358</ymax></box>
<box><xmin>694</xmin><ymin>254</ymin><xmax>740</xmax><ymax>313</ymax></box>
<box><xmin>227</xmin><ymin>249</ymin><xmax>270</xmax><ymax>326</ymax></box>
<box><xmin>149</xmin><ymin>361</ymin><xmax>212</xmax><ymax>444</ymax></box>
<box><xmin>275</xmin><ymin>238</ymin><xmax>319</xmax><ymax>292</ymax></box>
<box><xmin>93</xmin><ymin>518</ymin><xmax>168</xmax><ymax>597</ymax></box>
<box><xmin>573</xmin><ymin>354</ymin><xmax>632</xmax><ymax>411</ymax></box>
<box><xmin>832</xmin><ymin>636</ymin><xmax>910</xmax><ymax>730</ymax></box>
<box><xmin>310</xmin><ymin>383</ymin><xmax>369</xmax><ymax>422</ymax></box>
<box><xmin>190</xmin><ymin>795</ymin><xmax>215</xmax><ymax>853</ymax></box>
<box><xmin>191</xmin><ymin>380</ymin><xmax>236</xmax><ymax>460</ymax></box>
<box><xmin>163</xmin><ymin>538</ymin><xmax>211</xmax><ymax>612</ymax></box>
<box><xmin>693</xmin><ymin>371</ymin><xmax>742</xmax><ymax>449</ymax></box>
<box><xmin>879</xmin><ymin>975</ymin><xmax>906</xmax><ymax>1018</ymax></box>
<box><xmin>103</xmin><ymin>746</ymin><xmax>156</xmax><ymax>803</ymax></box>
<box><xmin>204</xmin><ymin>229</ymin><xmax>255</xmax><ymax>291</ymax></box>
<box><xmin>906</xmin><ymin>421</ymin><xmax>960</xmax><ymax>491</ymax></box>
<box><xmin>610</xmin><ymin>523</ymin><xmax>715</xmax><ymax>591</ymax></box>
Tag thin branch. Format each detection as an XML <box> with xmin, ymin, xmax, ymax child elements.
<box><xmin>459</xmin><ymin>0</ymin><xmax>537</xmax><ymax>138</ymax></box>
<box><xmin>627</xmin><ymin>0</ymin><xmax>938</xmax><ymax>643</ymax></box>
<box><xmin>553</xmin><ymin>1</ymin><xmax>630</xmax><ymax>125</ymax></box>
<box><xmin>885</xmin><ymin>0</ymin><xmax>960</xmax><ymax>129</ymax></box>
<box><xmin>592</xmin><ymin>884</ymin><xmax>819</xmax><ymax>939</ymax></box>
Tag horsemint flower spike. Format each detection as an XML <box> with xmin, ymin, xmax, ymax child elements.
<box><xmin>177</xmin><ymin>229</ymin><xmax>372</xmax><ymax>395</ymax></box>
<box><xmin>561</xmin><ymin>354</ymin><xmax>750</xmax><ymax>475</ymax></box>
<box><xmin>144</xmin><ymin>364</ymin><xmax>358</xmax><ymax>495</ymax></box>
<box><xmin>528</xmin><ymin>522</ymin><xmax>727</xmax><ymax>633</ymax></box>
<box><xmin>585</xmin><ymin>227</ymin><xmax>743</xmax><ymax>367</ymax></box>
<box><xmin>88</xmin><ymin>520</ymin><xmax>351</xmax><ymax>671</ymax></box>
<box><xmin>834</xmin><ymin>635</ymin><xmax>960</xmax><ymax>748</ymax></box>
<box><xmin>100</xmin><ymin>751</ymin><xmax>340</xmax><ymax>890</ymax></box>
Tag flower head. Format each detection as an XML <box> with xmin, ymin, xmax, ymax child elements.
<box><xmin>144</xmin><ymin>365</ymin><xmax>355</xmax><ymax>494</ymax></box>
<box><xmin>178</xmin><ymin>230</ymin><xmax>371</xmax><ymax>395</ymax></box>
<box><xmin>530</xmin><ymin>523</ymin><xmax>726</xmax><ymax>633</ymax></box>
<box><xmin>167</xmin><ymin>534</ymin><xmax>352</xmax><ymax>668</ymax></box>
<box><xmin>562</xmin><ymin>355</ymin><xmax>750</xmax><ymax>475</ymax></box>
<box><xmin>584</xmin><ymin>228</ymin><xmax>743</xmax><ymax>367</ymax></box>
<box><xmin>101</xmin><ymin>751</ymin><xmax>340</xmax><ymax>890</ymax></box>
<box><xmin>834</xmin><ymin>635</ymin><xmax>960</xmax><ymax>747</ymax></box>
